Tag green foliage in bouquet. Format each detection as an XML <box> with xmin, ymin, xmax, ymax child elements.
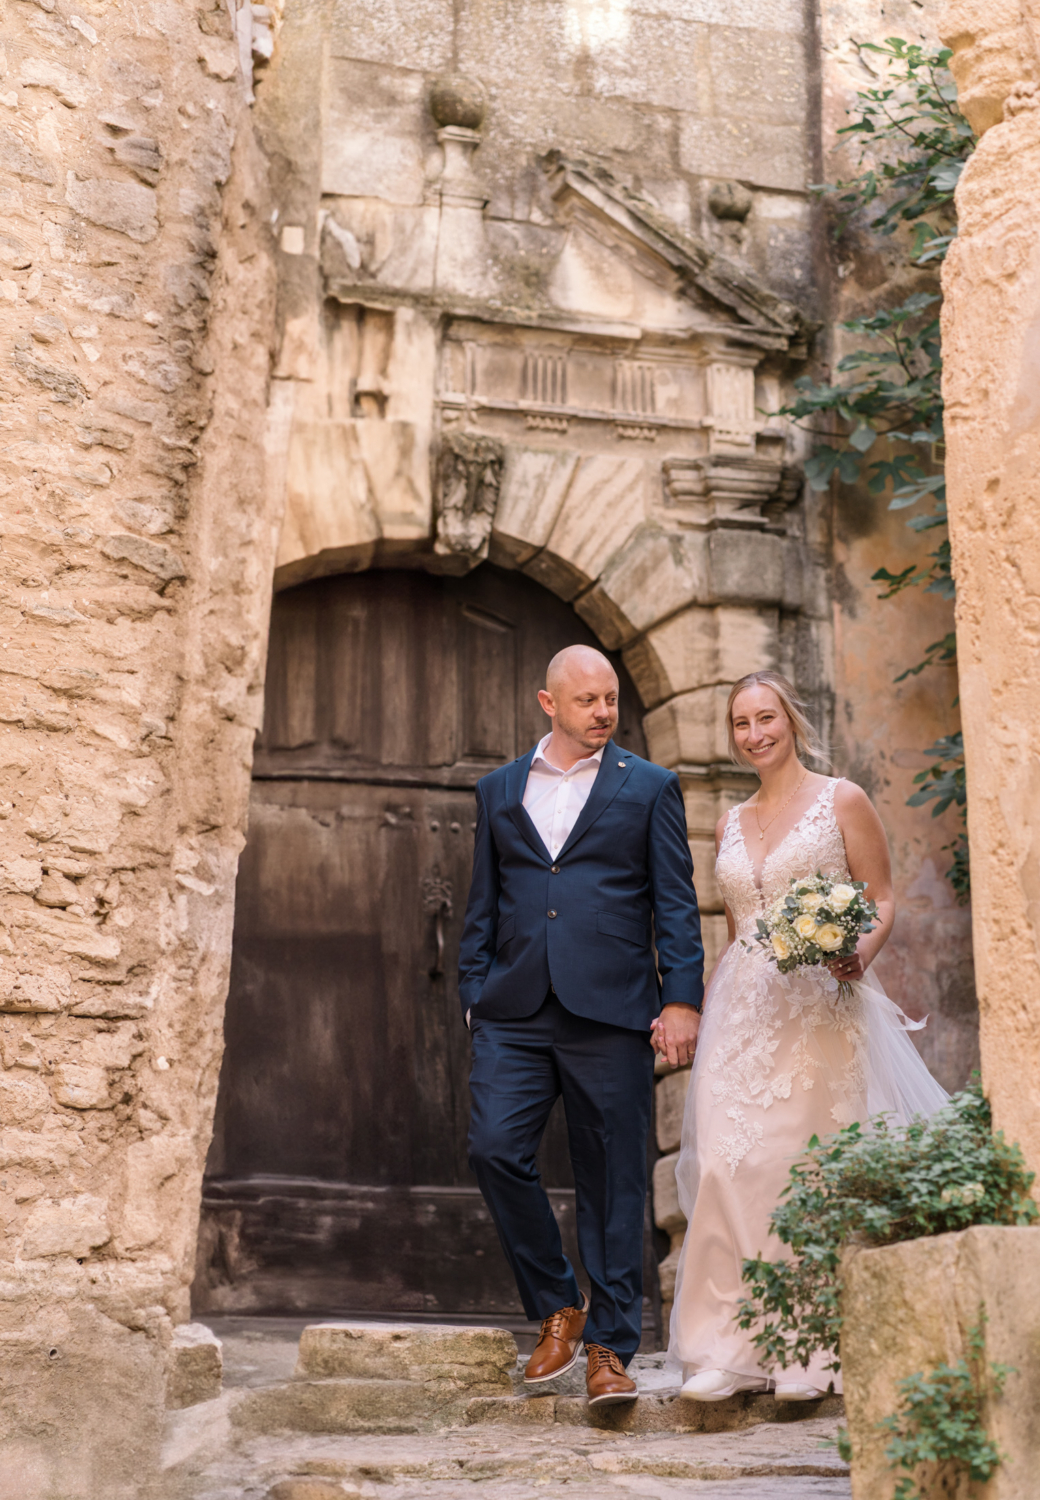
<box><xmin>752</xmin><ymin>872</ymin><xmax>877</xmax><ymax>977</ymax></box>
<box><xmin>736</xmin><ymin>1083</ymin><xmax>1038</xmax><ymax>1374</ymax></box>
<box><xmin>881</xmin><ymin>1316</ymin><xmax>1012</xmax><ymax>1500</ymax></box>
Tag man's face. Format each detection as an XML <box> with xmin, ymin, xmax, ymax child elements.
<box><xmin>542</xmin><ymin>662</ymin><xmax>619</xmax><ymax>752</ymax></box>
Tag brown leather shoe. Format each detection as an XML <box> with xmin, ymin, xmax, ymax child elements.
<box><xmin>523</xmin><ymin>1292</ymin><xmax>589</xmax><ymax>1384</ymax></box>
<box><xmin>585</xmin><ymin>1343</ymin><xmax>638</xmax><ymax>1406</ymax></box>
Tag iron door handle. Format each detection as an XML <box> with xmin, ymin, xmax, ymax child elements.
<box><xmin>422</xmin><ymin>868</ymin><xmax>454</xmax><ymax>977</ymax></box>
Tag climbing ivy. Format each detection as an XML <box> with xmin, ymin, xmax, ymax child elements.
<box><xmin>780</xmin><ymin>39</ymin><xmax>975</xmax><ymax>898</ymax></box>
<box><xmin>881</xmin><ymin>1316</ymin><xmax>1012</xmax><ymax>1500</ymax></box>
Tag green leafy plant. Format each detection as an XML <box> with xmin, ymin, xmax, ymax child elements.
<box><xmin>881</xmin><ymin>1316</ymin><xmax>1012</xmax><ymax>1500</ymax></box>
<box><xmin>779</xmin><ymin>39</ymin><xmax>975</xmax><ymax>897</ymax></box>
<box><xmin>908</xmin><ymin>732</ymin><xmax>969</xmax><ymax>903</ymax></box>
<box><xmin>737</xmin><ymin>1083</ymin><xmax>1037</xmax><ymax>1373</ymax></box>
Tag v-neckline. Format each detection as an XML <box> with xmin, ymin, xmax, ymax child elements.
<box><xmin>733</xmin><ymin>781</ymin><xmax>831</xmax><ymax>893</ymax></box>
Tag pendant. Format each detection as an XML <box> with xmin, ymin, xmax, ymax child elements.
<box><xmin>759</xmin><ymin>832</ymin><xmax>764</xmax><ymax>841</ymax></box>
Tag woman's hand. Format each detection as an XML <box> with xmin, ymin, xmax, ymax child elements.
<box><xmin>826</xmin><ymin>941</ymin><xmax>866</xmax><ymax>983</ymax></box>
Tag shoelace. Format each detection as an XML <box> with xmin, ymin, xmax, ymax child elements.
<box><xmin>539</xmin><ymin>1305</ymin><xmax>580</xmax><ymax>1341</ymax></box>
<box><xmin>585</xmin><ymin>1344</ymin><xmax>625</xmax><ymax>1378</ymax></box>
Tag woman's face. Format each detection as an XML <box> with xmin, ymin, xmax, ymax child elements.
<box><xmin>731</xmin><ymin>685</ymin><xmax>797</xmax><ymax>773</ymax></box>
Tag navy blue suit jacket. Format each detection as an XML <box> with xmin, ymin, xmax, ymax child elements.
<box><xmin>458</xmin><ymin>741</ymin><xmax>705</xmax><ymax>1031</ymax></box>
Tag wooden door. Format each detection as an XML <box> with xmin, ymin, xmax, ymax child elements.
<box><xmin>194</xmin><ymin>564</ymin><xmax>648</xmax><ymax>1317</ymax></box>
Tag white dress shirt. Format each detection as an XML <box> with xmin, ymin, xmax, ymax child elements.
<box><xmin>522</xmin><ymin>733</ymin><xmax>605</xmax><ymax>859</ymax></box>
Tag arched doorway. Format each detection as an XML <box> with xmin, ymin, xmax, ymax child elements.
<box><xmin>194</xmin><ymin>563</ymin><xmax>648</xmax><ymax>1318</ymax></box>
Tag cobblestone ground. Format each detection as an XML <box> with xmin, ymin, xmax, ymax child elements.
<box><xmin>165</xmin><ymin>1322</ymin><xmax>851</xmax><ymax>1500</ymax></box>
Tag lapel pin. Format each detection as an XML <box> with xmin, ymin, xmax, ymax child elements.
<box><xmin>618</xmin><ymin>761</ymin><xmax>626</xmax><ymax>767</ymax></box>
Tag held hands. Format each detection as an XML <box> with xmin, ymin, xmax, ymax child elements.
<box><xmin>651</xmin><ymin>1003</ymin><xmax>700</xmax><ymax>1069</ymax></box>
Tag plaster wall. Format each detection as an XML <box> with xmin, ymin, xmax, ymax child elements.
<box><xmin>820</xmin><ymin>0</ymin><xmax>977</xmax><ymax>1091</ymax></box>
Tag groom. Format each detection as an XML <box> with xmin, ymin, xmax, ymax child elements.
<box><xmin>460</xmin><ymin>645</ymin><xmax>704</xmax><ymax>1406</ymax></box>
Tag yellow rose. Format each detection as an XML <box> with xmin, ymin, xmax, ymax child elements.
<box><xmin>816</xmin><ymin>923</ymin><xmax>845</xmax><ymax>952</ymax></box>
<box><xmin>800</xmin><ymin>893</ymin><xmax>826</xmax><ymax>914</ymax></box>
<box><xmin>793</xmin><ymin>913</ymin><xmax>819</xmax><ymax>940</ymax></box>
<box><xmin>771</xmin><ymin>932</ymin><xmax>792</xmax><ymax>961</ymax></box>
<box><xmin>829</xmin><ymin>884</ymin><xmax>857</xmax><ymax>913</ymax></box>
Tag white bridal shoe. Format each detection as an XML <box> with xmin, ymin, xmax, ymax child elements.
<box><xmin>680</xmin><ymin>1368</ymin><xmax>770</xmax><ymax>1401</ymax></box>
<box><xmin>774</xmin><ymin>1381</ymin><xmax>827</xmax><ymax>1401</ymax></box>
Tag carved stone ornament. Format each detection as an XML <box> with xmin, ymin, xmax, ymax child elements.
<box><xmin>434</xmin><ymin>430</ymin><xmax>505</xmax><ymax>565</ymax></box>
<box><xmin>662</xmin><ymin>455</ymin><xmax>801</xmax><ymax>529</ymax></box>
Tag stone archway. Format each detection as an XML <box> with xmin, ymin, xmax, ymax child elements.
<box><xmin>193</xmin><ymin>561</ymin><xmax>650</xmax><ymax>1320</ymax></box>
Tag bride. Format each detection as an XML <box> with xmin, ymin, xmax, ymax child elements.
<box><xmin>665</xmin><ymin>671</ymin><xmax>948</xmax><ymax>1402</ymax></box>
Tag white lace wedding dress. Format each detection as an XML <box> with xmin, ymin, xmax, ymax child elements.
<box><xmin>669</xmin><ymin>777</ymin><xmax>949</xmax><ymax>1390</ymax></box>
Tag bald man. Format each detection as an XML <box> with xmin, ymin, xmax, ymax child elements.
<box><xmin>460</xmin><ymin>645</ymin><xmax>704</xmax><ymax>1406</ymax></box>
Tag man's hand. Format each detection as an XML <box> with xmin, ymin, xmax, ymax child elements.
<box><xmin>650</xmin><ymin>1004</ymin><xmax>700</xmax><ymax>1069</ymax></box>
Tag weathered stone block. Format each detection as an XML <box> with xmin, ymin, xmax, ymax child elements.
<box><xmin>20</xmin><ymin>1194</ymin><xmax>110</xmax><ymax>1259</ymax></box>
<box><xmin>65</xmin><ymin>173</ymin><xmax>159</xmax><ymax>243</ymax></box>
<box><xmin>267</xmin><ymin>1482</ymin><xmax>361</xmax><ymax>1500</ymax></box>
<box><xmin>527</xmin><ymin>455</ymin><xmax>648</xmax><ymax>600</ymax></box>
<box><xmin>234</xmin><ymin>1377</ymin><xmax>438</xmax><ymax>1436</ymax></box>
<box><xmin>53</xmin><ymin>1062</ymin><xmax>111</xmax><ymax>1110</ymax></box>
<box><xmin>492</xmin><ymin>447</ymin><xmax>580</xmax><ymax>567</ymax></box>
<box><xmin>652</xmin><ymin>1152</ymin><xmax>685</xmax><ymax>1236</ymax></box>
<box><xmin>707</xmin><ymin>529</ymin><xmax>785</xmax><ymax>605</ymax></box>
<box><xmin>655</xmin><ymin>1067</ymin><xmax>691</xmax><ymax>1156</ymax></box>
<box><xmin>657</xmin><ymin>1243</ymin><xmax>682</xmax><ymax>1304</ymax></box>
<box><xmin>575</xmin><ymin>525</ymin><xmax>708</xmax><ymax>649</ymax></box>
<box><xmin>0</xmin><ymin>1072</ymin><xmax>51</xmax><ymax>1126</ymax></box>
<box><xmin>679</xmin><ymin>116</ymin><xmax>807</xmax><ymax>193</ymax></box>
<box><xmin>166</xmin><ymin>1323</ymin><xmax>223</xmax><ymax>1409</ymax></box>
<box><xmin>624</xmin><ymin>605</ymin><xmax>779</xmax><ymax>709</ymax></box>
<box><xmin>843</xmin><ymin>1226</ymin><xmax>1040</xmax><ymax>1500</ymax></box>
<box><xmin>296</xmin><ymin>1323</ymin><xmax>516</xmax><ymax>1391</ymax></box>
<box><xmin>643</xmin><ymin>686</ymin><xmax>731</xmax><ymax>769</ymax></box>
<box><xmin>323</xmin><ymin>60</ymin><xmax>427</xmax><ymax>203</ymax></box>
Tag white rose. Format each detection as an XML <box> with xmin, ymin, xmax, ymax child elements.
<box><xmin>800</xmin><ymin>893</ymin><xmax>826</xmax><ymax>914</ymax></box>
<box><xmin>793</xmin><ymin>913</ymin><xmax>819</xmax><ymax>940</ymax></box>
<box><xmin>829</xmin><ymin>884</ymin><xmax>857</xmax><ymax>913</ymax></box>
<box><xmin>771</xmin><ymin>932</ymin><xmax>792</xmax><ymax>961</ymax></box>
<box><xmin>816</xmin><ymin>923</ymin><xmax>845</xmax><ymax>952</ymax></box>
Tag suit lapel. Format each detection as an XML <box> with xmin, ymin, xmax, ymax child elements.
<box><xmin>555</xmin><ymin>740</ymin><xmax>635</xmax><ymax>861</ymax></box>
<box><xmin>506</xmin><ymin>747</ymin><xmax>552</xmax><ymax>864</ymax></box>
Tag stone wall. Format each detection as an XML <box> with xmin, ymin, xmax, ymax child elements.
<box><xmin>940</xmin><ymin>0</ymin><xmax>1040</xmax><ymax>1171</ymax></box>
<box><xmin>0</xmin><ymin>1</ymin><xmax>278</xmax><ymax>1492</ymax></box>
<box><xmin>0</xmin><ymin>0</ymin><xmax>994</xmax><ymax>1488</ymax></box>
<box><xmin>820</xmin><ymin>0</ymin><xmax>977</xmax><ymax>1093</ymax></box>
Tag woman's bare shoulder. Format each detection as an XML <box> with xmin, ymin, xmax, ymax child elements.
<box><xmin>832</xmin><ymin>777</ymin><xmax>886</xmax><ymax>830</ymax></box>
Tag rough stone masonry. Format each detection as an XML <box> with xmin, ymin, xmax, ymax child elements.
<box><xmin>0</xmin><ymin>0</ymin><xmax>986</xmax><ymax>1495</ymax></box>
<box><xmin>0</xmin><ymin>1</ymin><xmax>278</xmax><ymax>1493</ymax></box>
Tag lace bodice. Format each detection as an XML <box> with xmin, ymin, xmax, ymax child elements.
<box><xmin>716</xmin><ymin>778</ymin><xmax>851</xmax><ymax>939</ymax></box>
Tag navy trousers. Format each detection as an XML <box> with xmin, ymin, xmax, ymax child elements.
<box><xmin>468</xmin><ymin>994</ymin><xmax>655</xmax><ymax>1363</ymax></box>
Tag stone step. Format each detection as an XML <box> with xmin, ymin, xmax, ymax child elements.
<box><xmin>231</xmin><ymin>1375</ymin><xmax>843</xmax><ymax>1438</ymax></box>
<box><xmin>175</xmin><ymin>1425</ymin><xmax>851</xmax><ymax>1500</ymax></box>
<box><xmin>220</xmin><ymin>1321</ymin><xmax>844</xmax><ymax>1439</ymax></box>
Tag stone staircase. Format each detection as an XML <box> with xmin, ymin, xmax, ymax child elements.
<box><xmin>162</xmin><ymin>1320</ymin><xmax>850</xmax><ymax>1499</ymax></box>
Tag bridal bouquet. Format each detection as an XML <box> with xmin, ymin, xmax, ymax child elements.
<box><xmin>752</xmin><ymin>872</ymin><xmax>877</xmax><ymax>996</ymax></box>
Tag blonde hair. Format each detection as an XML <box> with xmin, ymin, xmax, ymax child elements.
<box><xmin>726</xmin><ymin>671</ymin><xmax>828</xmax><ymax>769</ymax></box>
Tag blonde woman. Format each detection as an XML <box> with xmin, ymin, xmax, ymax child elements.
<box><xmin>665</xmin><ymin>672</ymin><xmax>947</xmax><ymax>1402</ymax></box>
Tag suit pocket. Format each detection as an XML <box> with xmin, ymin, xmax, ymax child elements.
<box><xmin>495</xmin><ymin>914</ymin><xmax>517</xmax><ymax>952</ymax></box>
<box><xmin>596</xmin><ymin>910</ymin><xmax>649</xmax><ymax>947</ymax></box>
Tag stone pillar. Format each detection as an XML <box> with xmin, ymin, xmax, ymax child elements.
<box><xmin>941</xmin><ymin>2</ymin><xmax>1040</xmax><ymax>1172</ymax></box>
<box><xmin>843</xmin><ymin>1229</ymin><xmax>1040</xmax><ymax>1499</ymax></box>
<box><xmin>0</xmin><ymin>4</ymin><xmax>279</xmax><ymax>1494</ymax></box>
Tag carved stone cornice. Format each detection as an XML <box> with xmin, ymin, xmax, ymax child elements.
<box><xmin>662</xmin><ymin>455</ymin><xmax>801</xmax><ymax>530</ymax></box>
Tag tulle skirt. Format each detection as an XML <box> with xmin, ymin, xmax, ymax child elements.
<box><xmin>668</xmin><ymin>943</ymin><xmax>949</xmax><ymax>1388</ymax></box>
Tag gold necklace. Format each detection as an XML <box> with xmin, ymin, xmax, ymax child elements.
<box><xmin>753</xmin><ymin>769</ymin><xmax>808</xmax><ymax>842</ymax></box>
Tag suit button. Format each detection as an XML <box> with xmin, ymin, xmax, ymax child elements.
<box><xmin>547</xmin><ymin>909</ymin><xmax>557</xmax><ymax>918</ymax></box>
<box><xmin>551</xmin><ymin>864</ymin><xmax>560</xmax><ymax>874</ymax></box>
